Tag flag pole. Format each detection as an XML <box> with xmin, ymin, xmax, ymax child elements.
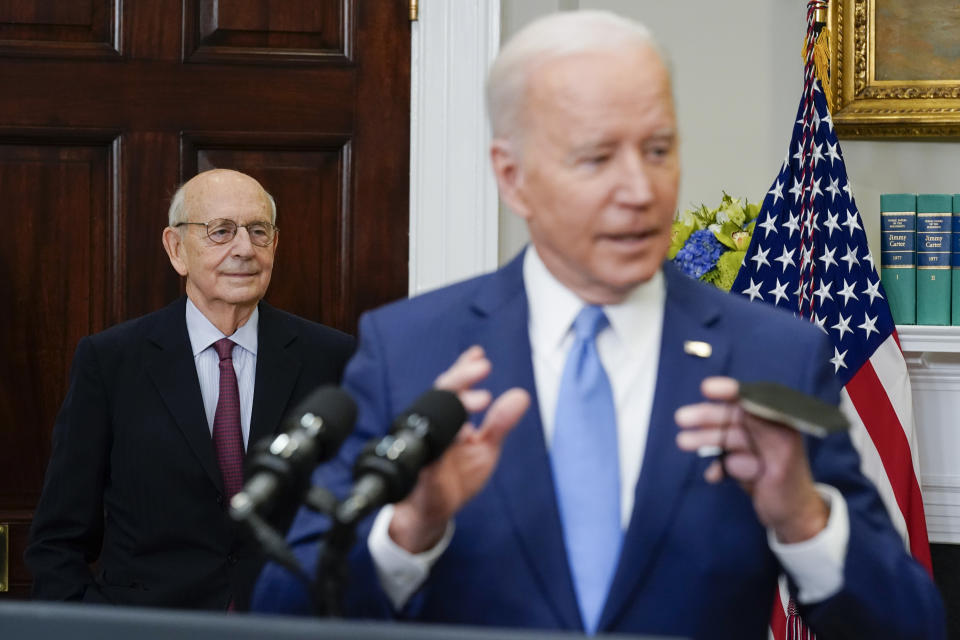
<box><xmin>813</xmin><ymin>2</ymin><xmax>827</xmax><ymax>32</ymax></box>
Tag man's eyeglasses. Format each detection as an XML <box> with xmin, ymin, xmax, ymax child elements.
<box><xmin>175</xmin><ymin>219</ymin><xmax>277</xmax><ymax>247</ymax></box>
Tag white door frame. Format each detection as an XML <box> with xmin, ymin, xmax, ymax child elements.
<box><xmin>408</xmin><ymin>0</ymin><xmax>502</xmax><ymax>296</ymax></box>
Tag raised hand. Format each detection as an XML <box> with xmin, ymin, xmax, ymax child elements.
<box><xmin>389</xmin><ymin>346</ymin><xmax>530</xmax><ymax>552</ymax></box>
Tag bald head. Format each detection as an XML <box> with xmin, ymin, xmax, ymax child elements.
<box><xmin>168</xmin><ymin>169</ymin><xmax>276</xmax><ymax>227</ymax></box>
<box><xmin>161</xmin><ymin>168</ymin><xmax>279</xmax><ymax>335</ymax></box>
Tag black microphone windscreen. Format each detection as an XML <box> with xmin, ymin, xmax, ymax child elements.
<box><xmin>287</xmin><ymin>386</ymin><xmax>357</xmax><ymax>454</ymax></box>
<box><xmin>398</xmin><ymin>389</ymin><xmax>467</xmax><ymax>460</ymax></box>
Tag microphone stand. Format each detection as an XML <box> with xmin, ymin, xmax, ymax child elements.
<box><xmin>312</xmin><ymin>518</ymin><xmax>357</xmax><ymax>617</ymax></box>
<box><xmin>232</xmin><ymin>484</ymin><xmax>343</xmax><ymax>618</ymax></box>
<box><xmin>302</xmin><ymin>486</ymin><xmax>356</xmax><ymax>617</ymax></box>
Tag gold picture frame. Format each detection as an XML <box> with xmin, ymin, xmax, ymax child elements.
<box><xmin>829</xmin><ymin>0</ymin><xmax>960</xmax><ymax>138</ymax></box>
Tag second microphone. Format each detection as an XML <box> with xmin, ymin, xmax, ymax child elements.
<box><xmin>334</xmin><ymin>389</ymin><xmax>467</xmax><ymax>527</ymax></box>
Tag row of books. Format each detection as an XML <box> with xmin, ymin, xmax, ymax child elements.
<box><xmin>880</xmin><ymin>193</ymin><xmax>960</xmax><ymax>325</ymax></box>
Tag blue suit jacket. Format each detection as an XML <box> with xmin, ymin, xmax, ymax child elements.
<box><xmin>254</xmin><ymin>254</ymin><xmax>943</xmax><ymax>639</ymax></box>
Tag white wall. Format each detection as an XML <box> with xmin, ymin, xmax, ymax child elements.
<box><xmin>497</xmin><ymin>0</ymin><xmax>960</xmax><ymax>263</ymax></box>
<box><xmin>497</xmin><ymin>0</ymin><xmax>570</xmax><ymax>262</ymax></box>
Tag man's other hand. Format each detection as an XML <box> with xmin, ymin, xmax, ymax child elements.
<box><xmin>674</xmin><ymin>376</ymin><xmax>828</xmax><ymax>543</ymax></box>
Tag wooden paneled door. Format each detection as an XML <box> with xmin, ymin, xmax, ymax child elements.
<box><xmin>0</xmin><ymin>0</ymin><xmax>410</xmax><ymax>597</ymax></box>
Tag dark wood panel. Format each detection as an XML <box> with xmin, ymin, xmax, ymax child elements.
<box><xmin>120</xmin><ymin>132</ymin><xmax>184</xmax><ymax>319</ymax></box>
<box><xmin>0</xmin><ymin>0</ymin><xmax>410</xmax><ymax>600</ymax></box>
<box><xmin>0</xmin><ymin>0</ymin><xmax>93</xmax><ymax>25</ymax></box>
<box><xmin>0</xmin><ymin>0</ymin><xmax>118</xmax><ymax>58</ymax></box>
<box><xmin>124</xmin><ymin>0</ymin><xmax>182</xmax><ymax>61</ymax></box>
<box><xmin>183</xmin><ymin>134</ymin><xmax>350</xmax><ymax>329</ymax></box>
<box><xmin>349</xmin><ymin>0</ymin><xmax>409</xmax><ymax>317</ymax></box>
<box><xmin>185</xmin><ymin>0</ymin><xmax>349</xmax><ymax>64</ymax></box>
<box><xmin>0</xmin><ymin>60</ymin><xmax>355</xmax><ymax>130</ymax></box>
<box><xmin>0</xmin><ymin>139</ymin><xmax>115</xmax><ymax>507</ymax></box>
<box><xmin>0</xmin><ymin>515</ymin><xmax>33</xmax><ymax>598</ymax></box>
<box><xmin>211</xmin><ymin>0</ymin><xmax>340</xmax><ymax>34</ymax></box>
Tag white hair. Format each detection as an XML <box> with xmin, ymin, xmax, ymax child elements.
<box><xmin>485</xmin><ymin>10</ymin><xmax>670</xmax><ymax>140</ymax></box>
<box><xmin>166</xmin><ymin>175</ymin><xmax>277</xmax><ymax>226</ymax></box>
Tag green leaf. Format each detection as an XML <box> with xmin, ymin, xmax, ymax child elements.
<box><xmin>717</xmin><ymin>192</ymin><xmax>747</xmax><ymax>228</ymax></box>
<box><xmin>668</xmin><ymin>220</ymin><xmax>695</xmax><ymax>259</ymax></box>
<box><xmin>700</xmin><ymin>267</ymin><xmax>721</xmax><ymax>285</ymax></box>
<box><xmin>715</xmin><ymin>250</ymin><xmax>747</xmax><ymax>291</ymax></box>
<box><xmin>692</xmin><ymin>204</ymin><xmax>712</xmax><ymax>230</ymax></box>
<box><xmin>710</xmin><ymin>221</ymin><xmax>742</xmax><ymax>250</ymax></box>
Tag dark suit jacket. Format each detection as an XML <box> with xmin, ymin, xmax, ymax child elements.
<box><xmin>253</xmin><ymin>254</ymin><xmax>943</xmax><ymax>639</ymax></box>
<box><xmin>26</xmin><ymin>297</ymin><xmax>355</xmax><ymax>610</ymax></box>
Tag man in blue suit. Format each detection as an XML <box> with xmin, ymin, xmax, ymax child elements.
<box><xmin>254</xmin><ymin>10</ymin><xmax>944</xmax><ymax>638</ymax></box>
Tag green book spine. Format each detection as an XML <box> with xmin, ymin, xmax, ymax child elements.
<box><xmin>917</xmin><ymin>193</ymin><xmax>951</xmax><ymax>325</ymax></box>
<box><xmin>880</xmin><ymin>193</ymin><xmax>916</xmax><ymax>325</ymax></box>
<box><xmin>953</xmin><ymin>194</ymin><xmax>960</xmax><ymax>326</ymax></box>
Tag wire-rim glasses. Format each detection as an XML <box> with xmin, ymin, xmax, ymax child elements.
<box><xmin>175</xmin><ymin>219</ymin><xmax>277</xmax><ymax>247</ymax></box>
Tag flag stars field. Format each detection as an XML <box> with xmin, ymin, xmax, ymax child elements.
<box><xmin>751</xmin><ymin>246</ymin><xmax>771</xmax><ymax>270</ymax></box>
<box><xmin>819</xmin><ymin>245</ymin><xmax>838</xmax><ymax>272</ymax></box>
<box><xmin>841</xmin><ymin>246</ymin><xmax>860</xmax><ymax>271</ymax></box>
<box><xmin>838</xmin><ymin>280</ymin><xmax>858</xmax><ymax>306</ymax></box>
<box><xmin>823</xmin><ymin>210</ymin><xmax>841</xmax><ymax>237</ymax></box>
<box><xmin>829</xmin><ymin>347</ymin><xmax>848</xmax><ymax>372</ymax></box>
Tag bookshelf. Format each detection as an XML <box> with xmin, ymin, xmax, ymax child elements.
<box><xmin>896</xmin><ymin>325</ymin><xmax>960</xmax><ymax>543</ymax></box>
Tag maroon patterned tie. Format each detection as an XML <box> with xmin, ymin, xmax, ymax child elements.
<box><xmin>212</xmin><ymin>338</ymin><xmax>245</xmax><ymax>501</ymax></box>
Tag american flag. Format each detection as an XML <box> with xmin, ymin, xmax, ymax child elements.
<box><xmin>730</xmin><ymin>2</ymin><xmax>932</xmax><ymax>637</ymax></box>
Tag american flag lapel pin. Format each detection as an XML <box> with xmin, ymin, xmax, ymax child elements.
<box><xmin>683</xmin><ymin>340</ymin><xmax>712</xmax><ymax>358</ymax></box>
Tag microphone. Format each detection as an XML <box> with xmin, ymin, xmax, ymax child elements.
<box><xmin>230</xmin><ymin>386</ymin><xmax>356</xmax><ymax>525</ymax></box>
<box><xmin>334</xmin><ymin>389</ymin><xmax>466</xmax><ymax>527</ymax></box>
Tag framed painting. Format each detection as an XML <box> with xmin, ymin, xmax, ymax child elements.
<box><xmin>829</xmin><ymin>0</ymin><xmax>960</xmax><ymax>138</ymax></box>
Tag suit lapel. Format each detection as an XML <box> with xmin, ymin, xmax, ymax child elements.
<box><xmin>145</xmin><ymin>299</ymin><xmax>303</xmax><ymax>494</ymax></box>
<box><xmin>250</xmin><ymin>301</ymin><xmax>302</xmax><ymax>448</ymax></box>
<box><xmin>145</xmin><ymin>297</ymin><xmax>223</xmax><ymax>492</ymax></box>
<box><xmin>472</xmin><ymin>254</ymin><xmax>583</xmax><ymax>630</ymax></box>
<box><xmin>600</xmin><ymin>264</ymin><xmax>732</xmax><ymax>630</ymax></box>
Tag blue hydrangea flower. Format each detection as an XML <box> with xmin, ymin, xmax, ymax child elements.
<box><xmin>674</xmin><ymin>229</ymin><xmax>724</xmax><ymax>279</ymax></box>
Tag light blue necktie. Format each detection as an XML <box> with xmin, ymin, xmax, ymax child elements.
<box><xmin>551</xmin><ymin>305</ymin><xmax>622</xmax><ymax>634</ymax></box>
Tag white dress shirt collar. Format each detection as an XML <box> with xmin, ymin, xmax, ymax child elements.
<box><xmin>185</xmin><ymin>298</ymin><xmax>259</xmax><ymax>356</ymax></box>
<box><xmin>522</xmin><ymin>245</ymin><xmax>665</xmax><ymax>357</ymax></box>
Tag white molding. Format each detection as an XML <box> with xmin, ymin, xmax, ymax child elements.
<box><xmin>904</xmin><ymin>354</ymin><xmax>960</xmax><ymax>388</ymax></box>
<box><xmin>896</xmin><ymin>326</ymin><xmax>960</xmax><ymax>541</ymax></box>
<box><xmin>409</xmin><ymin>0</ymin><xmax>501</xmax><ymax>296</ymax></box>
<box><xmin>921</xmin><ymin>477</ymin><xmax>960</xmax><ymax>544</ymax></box>
<box><xmin>898</xmin><ymin>325</ymin><xmax>960</xmax><ymax>354</ymax></box>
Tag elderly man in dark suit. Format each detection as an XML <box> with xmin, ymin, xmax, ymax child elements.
<box><xmin>26</xmin><ymin>168</ymin><xmax>354</xmax><ymax>610</ymax></box>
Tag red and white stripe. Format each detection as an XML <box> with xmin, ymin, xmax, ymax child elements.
<box><xmin>843</xmin><ymin>333</ymin><xmax>931</xmax><ymax>569</ymax></box>
<box><xmin>770</xmin><ymin>334</ymin><xmax>930</xmax><ymax>640</ymax></box>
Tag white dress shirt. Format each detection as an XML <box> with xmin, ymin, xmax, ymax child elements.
<box><xmin>185</xmin><ymin>298</ymin><xmax>259</xmax><ymax>449</ymax></box>
<box><xmin>368</xmin><ymin>246</ymin><xmax>848</xmax><ymax>609</ymax></box>
<box><xmin>525</xmin><ymin>244</ymin><xmax>664</xmax><ymax>528</ymax></box>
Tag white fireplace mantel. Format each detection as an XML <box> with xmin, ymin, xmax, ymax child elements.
<box><xmin>899</xmin><ymin>326</ymin><xmax>960</xmax><ymax>544</ymax></box>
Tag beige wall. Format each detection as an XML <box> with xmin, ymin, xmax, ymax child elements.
<box><xmin>497</xmin><ymin>0</ymin><xmax>960</xmax><ymax>265</ymax></box>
